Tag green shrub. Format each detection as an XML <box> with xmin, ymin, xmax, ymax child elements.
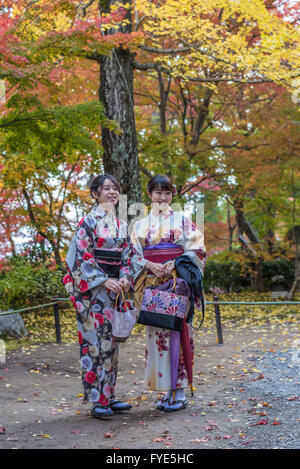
<box><xmin>0</xmin><ymin>257</ymin><xmax>65</xmax><ymax>311</ymax></box>
<box><xmin>203</xmin><ymin>252</ymin><xmax>295</xmax><ymax>293</ymax></box>
<box><xmin>261</xmin><ymin>258</ymin><xmax>295</xmax><ymax>290</ymax></box>
<box><xmin>0</xmin><ymin>252</ymin><xmax>295</xmax><ymax>311</ymax></box>
<box><xmin>204</xmin><ymin>259</ymin><xmax>249</xmax><ymax>293</ymax></box>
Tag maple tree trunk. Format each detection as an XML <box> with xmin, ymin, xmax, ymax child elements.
<box><xmin>288</xmin><ymin>170</ymin><xmax>300</xmax><ymax>299</ymax></box>
<box><xmin>249</xmin><ymin>261</ymin><xmax>265</xmax><ymax>291</ymax></box>
<box><xmin>227</xmin><ymin>201</ymin><xmax>236</xmax><ymax>252</ymax></box>
<box><xmin>22</xmin><ymin>188</ymin><xmax>63</xmax><ymax>267</ymax></box>
<box><xmin>157</xmin><ymin>71</ymin><xmax>172</xmax><ymax>177</ymax></box>
<box><xmin>234</xmin><ymin>199</ymin><xmax>265</xmax><ymax>291</ymax></box>
<box><xmin>289</xmin><ymin>236</ymin><xmax>300</xmax><ymax>298</ymax></box>
<box><xmin>288</xmin><ymin>269</ymin><xmax>300</xmax><ymax>299</ymax></box>
<box><xmin>7</xmin><ymin>232</ymin><xmax>16</xmax><ymax>257</ymax></box>
<box><xmin>188</xmin><ymin>88</ymin><xmax>214</xmax><ymax>160</ymax></box>
<box><xmin>99</xmin><ymin>49</ymin><xmax>141</xmax><ymax>210</ymax></box>
<box><xmin>98</xmin><ymin>0</ymin><xmax>142</xmax><ymax>214</ymax></box>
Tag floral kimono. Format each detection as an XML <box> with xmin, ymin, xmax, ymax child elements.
<box><xmin>130</xmin><ymin>208</ymin><xmax>206</xmax><ymax>392</ymax></box>
<box><xmin>63</xmin><ymin>205</ymin><xmax>131</xmax><ymax>404</ymax></box>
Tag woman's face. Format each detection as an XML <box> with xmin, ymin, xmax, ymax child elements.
<box><xmin>148</xmin><ymin>186</ymin><xmax>173</xmax><ymax>210</ymax></box>
<box><xmin>93</xmin><ymin>178</ymin><xmax>120</xmax><ymax>206</ymax></box>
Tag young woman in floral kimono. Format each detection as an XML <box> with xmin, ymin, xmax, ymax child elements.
<box><xmin>63</xmin><ymin>174</ymin><xmax>132</xmax><ymax>419</ymax></box>
<box><xmin>130</xmin><ymin>175</ymin><xmax>206</xmax><ymax>412</ymax></box>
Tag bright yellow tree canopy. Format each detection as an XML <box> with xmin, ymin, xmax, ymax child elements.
<box><xmin>135</xmin><ymin>0</ymin><xmax>300</xmax><ymax>88</ymax></box>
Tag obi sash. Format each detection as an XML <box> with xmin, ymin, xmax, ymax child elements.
<box><xmin>94</xmin><ymin>249</ymin><xmax>122</xmax><ymax>278</ymax></box>
<box><xmin>143</xmin><ymin>242</ymin><xmax>184</xmax><ymax>263</ymax></box>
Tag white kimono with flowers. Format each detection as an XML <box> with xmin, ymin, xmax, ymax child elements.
<box><xmin>130</xmin><ymin>209</ymin><xmax>206</xmax><ymax>391</ymax></box>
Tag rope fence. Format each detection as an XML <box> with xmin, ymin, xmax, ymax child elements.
<box><xmin>0</xmin><ymin>297</ymin><xmax>299</xmax><ymax>345</ymax></box>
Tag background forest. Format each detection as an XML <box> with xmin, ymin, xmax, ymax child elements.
<box><xmin>0</xmin><ymin>0</ymin><xmax>299</xmax><ymax>311</ymax></box>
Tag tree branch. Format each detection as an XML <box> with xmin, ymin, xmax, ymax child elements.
<box><xmin>189</xmin><ymin>88</ymin><xmax>214</xmax><ymax>150</ymax></box>
<box><xmin>139</xmin><ymin>163</ymin><xmax>152</xmax><ymax>179</ymax></box>
<box><xmin>76</xmin><ymin>0</ymin><xmax>97</xmax><ymax>18</ymax></box>
<box><xmin>138</xmin><ymin>45</ymin><xmax>190</xmax><ymax>54</ymax></box>
<box><xmin>133</xmin><ymin>60</ymin><xmax>279</xmax><ymax>84</ymax></box>
<box><xmin>22</xmin><ymin>188</ymin><xmax>51</xmax><ymax>242</ymax></box>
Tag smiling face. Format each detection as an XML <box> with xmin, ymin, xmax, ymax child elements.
<box><xmin>92</xmin><ymin>178</ymin><xmax>120</xmax><ymax>207</ymax></box>
<box><xmin>148</xmin><ymin>185</ymin><xmax>173</xmax><ymax>211</ymax></box>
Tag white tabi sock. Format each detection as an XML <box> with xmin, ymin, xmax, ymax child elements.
<box><xmin>175</xmin><ymin>388</ymin><xmax>185</xmax><ymax>402</ymax></box>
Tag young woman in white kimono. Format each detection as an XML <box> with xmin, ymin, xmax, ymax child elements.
<box><xmin>63</xmin><ymin>174</ymin><xmax>132</xmax><ymax>419</ymax></box>
<box><xmin>130</xmin><ymin>175</ymin><xmax>206</xmax><ymax>412</ymax></box>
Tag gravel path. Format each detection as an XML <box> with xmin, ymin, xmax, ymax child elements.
<box><xmin>0</xmin><ymin>323</ymin><xmax>299</xmax><ymax>450</ymax></box>
<box><xmin>241</xmin><ymin>347</ymin><xmax>300</xmax><ymax>449</ymax></box>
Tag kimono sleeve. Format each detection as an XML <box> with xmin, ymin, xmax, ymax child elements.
<box><xmin>119</xmin><ymin>222</ymin><xmax>133</xmax><ymax>282</ymax></box>
<box><xmin>65</xmin><ymin>217</ymin><xmax>108</xmax><ymax>293</ymax></box>
<box><xmin>130</xmin><ymin>220</ymin><xmax>148</xmax><ymax>282</ymax></box>
<box><xmin>182</xmin><ymin>216</ymin><xmax>207</xmax><ymax>274</ymax></box>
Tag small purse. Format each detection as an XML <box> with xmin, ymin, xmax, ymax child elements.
<box><xmin>137</xmin><ymin>271</ymin><xmax>189</xmax><ymax>331</ymax></box>
<box><xmin>111</xmin><ymin>290</ymin><xmax>137</xmax><ymax>343</ymax></box>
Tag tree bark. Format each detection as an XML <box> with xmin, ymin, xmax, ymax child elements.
<box><xmin>98</xmin><ymin>0</ymin><xmax>142</xmax><ymax>213</ymax></box>
<box><xmin>234</xmin><ymin>198</ymin><xmax>265</xmax><ymax>291</ymax></box>
<box><xmin>288</xmin><ymin>169</ymin><xmax>300</xmax><ymax>299</ymax></box>
<box><xmin>234</xmin><ymin>199</ymin><xmax>260</xmax><ymax>245</ymax></box>
<box><xmin>157</xmin><ymin>71</ymin><xmax>172</xmax><ymax>177</ymax></box>
<box><xmin>227</xmin><ymin>201</ymin><xmax>236</xmax><ymax>252</ymax></box>
<box><xmin>22</xmin><ymin>188</ymin><xmax>62</xmax><ymax>266</ymax></box>
<box><xmin>188</xmin><ymin>88</ymin><xmax>214</xmax><ymax>160</ymax></box>
<box><xmin>288</xmin><ymin>270</ymin><xmax>300</xmax><ymax>299</ymax></box>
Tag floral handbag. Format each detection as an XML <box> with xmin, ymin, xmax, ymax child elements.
<box><xmin>111</xmin><ymin>291</ymin><xmax>137</xmax><ymax>343</ymax></box>
<box><xmin>137</xmin><ymin>272</ymin><xmax>190</xmax><ymax>331</ymax></box>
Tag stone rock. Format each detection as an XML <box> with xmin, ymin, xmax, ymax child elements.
<box><xmin>270</xmin><ymin>291</ymin><xmax>289</xmax><ymax>299</ymax></box>
<box><xmin>0</xmin><ymin>312</ymin><xmax>29</xmax><ymax>338</ymax></box>
<box><xmin>270</xmin><ymin>275</ymin><xmax>288</xmax><ymax>292</ymax></box>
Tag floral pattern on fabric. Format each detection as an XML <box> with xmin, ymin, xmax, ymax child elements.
<box><xmin>144</xmin><ymin>324</ymin><xmax>193</xmax><ymax>390</ymax></box>
<box><xmin>63</xmin><ymin>206</ymin><xmax>132</xmax><ymax>403</ymax></box>
<box><xmin>141</xmin><ymin>288</ymin><xmax>188</xmax><ymax>318</ymax></box>
<box><xmin>131</xmin><ymin>210</ymin><xmax>206</xmax><ymax>282</ymax></box>
<box><xmin>131</xmin><ymin>209</ymin><xmax>205</xmax><ymax>392</ymax></box>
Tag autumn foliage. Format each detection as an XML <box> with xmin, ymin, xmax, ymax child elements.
<box><xmin>0</xmin><ymin>0</ymin><xmax>299</xmax><ymax>295</ymax></box>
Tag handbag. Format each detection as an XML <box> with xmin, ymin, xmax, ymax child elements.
<box><xmin>137</xmin><ymin>271</ymin><xmax>190</xmax><ymax>331</ymax></box>
<box><xmin>111</xmin><ymin>290</ymin><xmax>137</xmax><ymax>343</ymax></box>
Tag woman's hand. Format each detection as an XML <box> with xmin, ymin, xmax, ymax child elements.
<box><xmin>163</xmin><ymin>260</ymin><xmax>175</xmax><ymax>277</ymax></box>
<box><xmin>103</xmin><ymin>278</ymin><xmax>123</xmax><ymax>294</ymax></box>
<box><xmin>145</xmin><ymin>261</ymin><xmax>165</xmax><ymax>278</ymax></box>
<box><xmin>194</xmin><ymin>296</ymin><xmax>202</xmax><ymax>309</ymax></box>
<box><xmin>119</xmin><ymin>277</ymin><xmax>131</xmax><ymax>292</ymax></box>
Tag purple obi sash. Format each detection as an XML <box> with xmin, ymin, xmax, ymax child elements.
<box><xmin>143</xmin><ymin>243</ymin><xmax>183</xmax><ymax>263</ymax></box>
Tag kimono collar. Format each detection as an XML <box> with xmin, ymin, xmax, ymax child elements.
<box><xmin>150</xmin><ymin>206</ymin><xmax>174</xmax><ymax>218</ymax></box>
<box><xmin>91</xmin><ymin>205</ymin><xmax>117</xmax><ymax>221</ymax></box>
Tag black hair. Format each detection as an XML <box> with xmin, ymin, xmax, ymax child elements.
<box><xmin>147</xmin><ymin>174</ymin><xmax>175</xmax><ymax>195</ymax></box>
<box><xmin>90</xmin><ymin>174</ymin><xmax>121</xmax><ymax>201</ymax></box>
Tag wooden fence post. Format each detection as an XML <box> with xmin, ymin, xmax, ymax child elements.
<box><xmin>53</xmin><ymin>303</ymin><xmax>61</xmax><ymax>344</ymax></box>
<box><xmin>214</xmin><ymin>295</ymin><xmax>223</xmax><ymax>345</ymax></box>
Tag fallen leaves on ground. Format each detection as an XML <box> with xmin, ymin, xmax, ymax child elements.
<box><xmin>251</xmin><ymin>419</ymin><xmax>269</xmax><ymax>426</ymax></box>
<box><xmin>152</xmin><ymin>429</ymin><xmax>173</xmax><ymax>446</ymax></box>
<box><xmin>191</xmin><ymin>437</ymin><xmax>211</xmax><ymax>443</ymax></box>
<box><xmin>4</xmin><ymin>292</ymin><xmax>300</xmax><ymax>351</ymax></box>
<box><xmin>32</xmin><ymin>433</ymin><xmax>52</xmax><ymax>439</ymax></box>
